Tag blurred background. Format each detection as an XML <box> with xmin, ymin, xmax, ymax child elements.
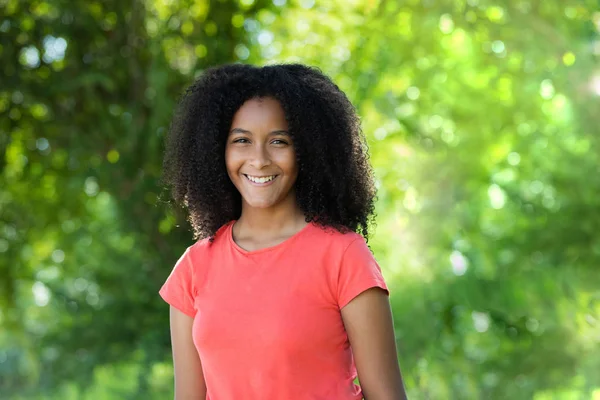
<box><xmin>1</xmin><ymin>0</ymin><xmax>600</xmax><ymax>398</ymax></box>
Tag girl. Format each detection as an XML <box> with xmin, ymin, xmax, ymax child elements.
<box><xmin>159</xmin><ymin>63</ymin><xmax>406</xmax><ymax>399</ymax></box>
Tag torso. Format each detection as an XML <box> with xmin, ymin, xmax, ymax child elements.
<box><xmin>187</xmin><ymin>221</ymin><xmax>371</xmax><ymax>400</ymax></box>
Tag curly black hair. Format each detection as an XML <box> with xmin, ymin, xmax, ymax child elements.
<box><xmin>162</xmin><ymin>63</ymin><xmax>376</xmax><ymax>241</ymax></box>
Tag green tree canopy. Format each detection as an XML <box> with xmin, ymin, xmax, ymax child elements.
<box><xmin>1</xmin><ymin>0</ymin><xmax>599</xmax><ymax>398</ymax></box>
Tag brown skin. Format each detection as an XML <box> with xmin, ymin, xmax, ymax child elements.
<box><xmin>341</xmin><ymin>288</ymin><xmax>408</xmax><ymax>399</ymax></box>
<box><xmin>224</xmin><ymin>96</ymin><xmax>307</xmax><ymax>250</ymax></box>
<box><xmin>169</xmin><ymin>97</ymin><xmax>406</xmax><ymax>399</ymax></box>
<box><xmin>169</xmin><ymin>307</ymin><xmax>206</xmax><ymax>400</ymax></box>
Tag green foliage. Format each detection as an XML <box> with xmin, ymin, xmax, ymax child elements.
<box><xmin>1</xmin><ymin>0</ymin><xmax>599</xmax><ymax>398</ymax></box>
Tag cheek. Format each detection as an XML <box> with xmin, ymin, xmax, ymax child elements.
<box><xmin>289</xmin><ymin>156</ymin><xmax>299</xmax><ymax>178</ymax></box>
<box><xmin>224</xmin><ymin>148</ymin><xmax>238</xmax><ymax>169</ymax></box>
<box><xmin>277</xmin><ymin>150</ymin><xmax>297</xmax><ymax>174</ymax></box>
<box><xmin>225</xmin><ymin>157</ymin><xmax>239</xmax><ymax>180</ymax></box>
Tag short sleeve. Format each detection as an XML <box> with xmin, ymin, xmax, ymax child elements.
<box><xmin>159</xmin><ymin>247</ymin><xmax>197</xmax><ymax>317</ymax></box>
<box><xmin>337</xmin><ymin>237</ymin><xmax>389</xmax><ymax>309</ymax></box>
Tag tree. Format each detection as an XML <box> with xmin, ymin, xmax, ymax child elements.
<box><xmin>1</xmin><ymin>0</ymin><xmax>599</xmax><ymax>398</ymax></box>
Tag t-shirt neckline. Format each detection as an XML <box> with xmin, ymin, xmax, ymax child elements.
<box><xmin>227</xmin><ymin>220</ymin><xmax>314</xmax><ymax>256</ymax></box>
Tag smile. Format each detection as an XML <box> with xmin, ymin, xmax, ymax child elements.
<box><xmin>244</xmin><ymin>174</ymin><xmax>278</xmax><ymax>185</ymax></box>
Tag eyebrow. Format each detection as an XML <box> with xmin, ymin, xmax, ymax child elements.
<box><xmin>229</xmin><ymin>128</ymin><xmax>289</xmax><ymax>136</ymax></box>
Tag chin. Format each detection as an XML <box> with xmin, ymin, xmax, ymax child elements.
<box><xmin>246</xmin><ymin>200</ymin><xmax>277</xmax><ymax>209</ymax></box>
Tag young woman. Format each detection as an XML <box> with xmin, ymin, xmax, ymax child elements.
<box><xmin>159</xmin><ymin>63</ymin><xmax>407</xmax><ymax>400</ymax></box>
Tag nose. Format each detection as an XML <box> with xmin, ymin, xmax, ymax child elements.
<box><xmin>249</xmin><ymin>143</ymin><xmax>272</xmax><ymax>169</ymax></box>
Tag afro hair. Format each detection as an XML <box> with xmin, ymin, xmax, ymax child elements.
<box><xmin>162</xmin><ymin>63</ymin><xmax>377</xmax><ymax>241</ymax></box>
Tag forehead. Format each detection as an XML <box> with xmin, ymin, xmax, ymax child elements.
<box><xmin>230</xmin><ymin>97</ymin><xmax>288</xmax><ymax>129</ymax></box>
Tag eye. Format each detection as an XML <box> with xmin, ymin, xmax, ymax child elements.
<box><xmin>271</xmin><ymin>139</ymin><xmax>289</xmax><ymax>145</ymax></box>
<box><xmin>233</xmin><ymin>138</ymin><xmax>250</xmax><ymax>144</ymax></box>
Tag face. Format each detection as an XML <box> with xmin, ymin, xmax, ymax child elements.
<box><xmin>225</xmin><ymin>97</ymin><xmax>298</xmax><ymax>211</ymax></box>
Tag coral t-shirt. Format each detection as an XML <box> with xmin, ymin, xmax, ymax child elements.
<box><xmin>159</xmin><ymin>221</ymin><xmax>389</xmax><ymax>400</ymax></box>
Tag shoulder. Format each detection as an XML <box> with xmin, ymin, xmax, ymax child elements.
<box><xmin>309</xmin><ymin>222</ymin><xmax>365</xmax><ymax>246</ymax></box>
<box><xmin>179</xmin><ymin>221</ymin><xmax>233</xmax><ymax>288</ymax></box>
<box><xmin>304</xmin><ymin>222</ymin><xmax>369</xmax><ymax>259</ymax></box>
<box><xmin>304</xmin><ymin>224</ymin><xmax>385</xmax><ymax>308</ymax></box>
<box><xmin>186</xmin><ymin>221</ymin><xmax>233</xmax><ymax>259</ymax></box>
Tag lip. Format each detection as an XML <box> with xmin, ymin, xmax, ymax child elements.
<box><xmin>243</xmin><ymin>174</ymin><xmax>278</xmax><ymax>187</ymax></box>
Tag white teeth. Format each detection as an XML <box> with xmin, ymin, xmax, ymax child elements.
<box><xmin>246</xmin><ymin>175</ymin><xmax>276</xmax><ymax>183</ymax></box>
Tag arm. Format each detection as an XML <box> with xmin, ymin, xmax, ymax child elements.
<box><xmin>341</xmin><ymin>288</ymin><xmax>407</xmax><ymax>400</ymax></box>
<box><xmin>169</xmin><ymin>306</ymin><xmax>207</xmax><ymax>400</ymax></box>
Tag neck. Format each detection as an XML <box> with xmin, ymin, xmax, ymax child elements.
<box><xmin>236</xmin><ymin>195</ymin><xmax>306</xmax><ymax>236</ymax></box>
